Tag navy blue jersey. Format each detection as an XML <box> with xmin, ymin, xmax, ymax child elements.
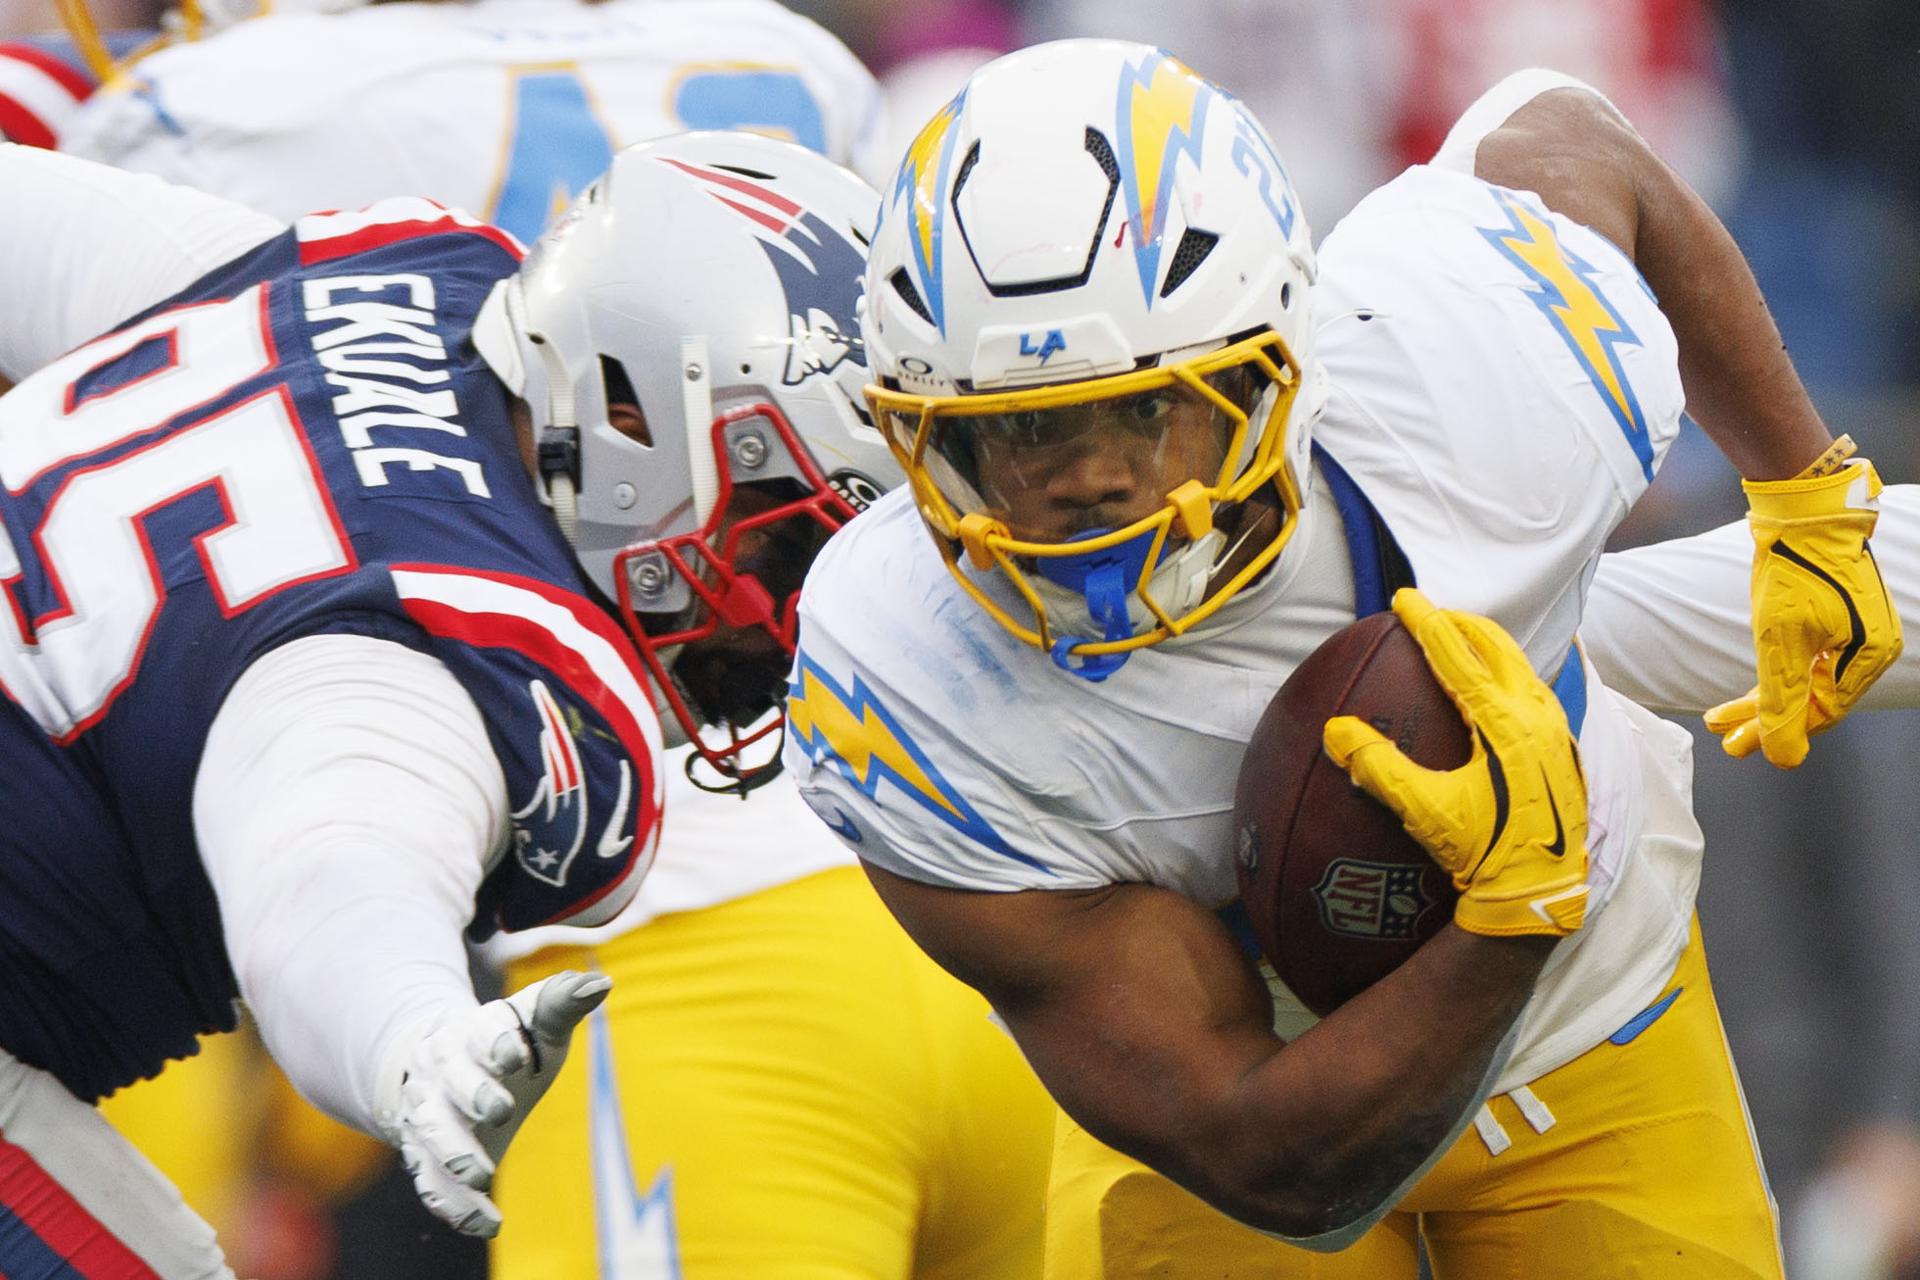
<box><xmin>0</xmin><ymin>200</ymin><xmax>662</xmax><ymax>1100</ymax></box>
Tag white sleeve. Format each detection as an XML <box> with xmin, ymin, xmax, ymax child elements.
<box><xmin>1584</xmin><ymin>484</ymin><xmax>1920</xmax><ymax>714</ymax></box>
<box><xmin>194</xmin><ymin>633</ymin><xmax>510</xmax><ymax>1135</ymax></box>
<box><xmin>0</xmin><ymin>143</ymin><xmax>281</xmax><ymax>379</ymax></box>
<box><xmin>1428</xmin><ymin>69</ymin><xmax>1619</xmax><ymax>176</ymax></box>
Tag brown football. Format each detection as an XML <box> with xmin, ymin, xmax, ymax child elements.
<box><xmin>1231</xmin><ymin>612</ymin><xmax>1468</xmax><ymax>1016</ymax></box>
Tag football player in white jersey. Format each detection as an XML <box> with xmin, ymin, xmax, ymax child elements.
<box><xmin>60</xmin><ymin>0</ymin><xmax>889</xmax><ymax>237</ymax></box>
<box><xmin>783</xmin><ymin>41</ymin><xmax>1905</xmax><ymax>1278</ymax></box>
<box><xmin>51</xmin><ymin>2</ymin><xmax>1054</xmax><ymax>1276</ymax></box>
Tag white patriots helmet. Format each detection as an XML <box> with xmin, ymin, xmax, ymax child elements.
<box><xmin>865</xmin><ymin>38</ymin><xmax>1324</xmax><ymax>680</ymax></box>
<box><xmin>474</xmin><ymin>132</ymin><xmax>898</xmax><ymax>788</ymax></box>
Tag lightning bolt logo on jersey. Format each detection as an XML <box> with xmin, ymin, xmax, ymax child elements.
<box><xmin>1480</xmin><ymin>187</ymin><xmax>1654</xmax><ymax>481</ymax></box>
<box><xmin>785</xmin><ymin>652</ymin><xmax>1037</xmax><ymax>871</ymax></box>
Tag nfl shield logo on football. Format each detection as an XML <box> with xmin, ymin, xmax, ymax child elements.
<box><xmin>1312</xmin><ymin>858</ymin><xmax>1435</xmax><ymax>940</ymax></box>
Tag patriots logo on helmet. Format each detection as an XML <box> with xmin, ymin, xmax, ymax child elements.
<box><xmin>662</xmin><ymin>156</ymin><xmax>868</xmax><ymax>387</ymax></box>
<box><xmin>511</xmin><ymin>679</ymin><xmax>592</xmax><ymax>887</ymax></box>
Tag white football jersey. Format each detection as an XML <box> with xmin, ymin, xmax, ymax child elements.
<box><xmin>785</xmin><ymin>163</ymin><xmax>1702</xmax><ymax>1087</ymax></box>
<box><xmin>63</xmin><ymin>0</ymin><xmax>887</xmax><ymax>241</ymax></box>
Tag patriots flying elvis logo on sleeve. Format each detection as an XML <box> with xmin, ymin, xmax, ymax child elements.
<box><xmin>786</xmin><ymin>652</ymin><xmax>1042</xmax><ymax>871</ymax></box>
<box><xmin>512</xmin><ymin>679</ymin><xmax>634</xmax><ymax>888</ymax></box>
<box><xmin>1479</xmin><ymin>188</ymin><xmax>1654</xmax><ymax>482</ymax></box>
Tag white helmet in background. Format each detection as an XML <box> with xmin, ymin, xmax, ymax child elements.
<box><xmin>864</xmin><ymin>38</ymin><xmax>1323</xmax><ymax>680</ymax></box>
<box><xmin>475</xmin><ymin>131</ymin><xmax>898</xmax><ymax>791</ymax></box>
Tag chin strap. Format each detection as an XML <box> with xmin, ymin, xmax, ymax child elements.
<box><xmin>683</xmin><ymin>733</ymin><xmax>788</xmax><ymax>799</ymax></box>
<box><xmin>1037</xmin><ymin>528</ymin><xmax>1157</xmax><ymax>683</ymax></box>
<box><xmin>529</xmin><ymin>306</ymin><xmax>583</xmax><ymax>543</ymax></box>
<box><xmin>545</xmin><ymin>469</ymin><xmax>580</xmax><ymax>544</ymax></box>
<box><xmin>474</xmin><ymin>277</ymin><xmax>585</xmax><ymax>542</ymax></box>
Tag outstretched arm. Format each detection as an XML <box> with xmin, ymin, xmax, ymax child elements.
<box><xmin>1438</xmin><ymin>72</ymin><xmax>1901</xmax><ymax>766</ymax></box>
<box><xmin>1589</xmin><ymin>485</ymin><xmax>1920</xmax><ymax>714</ymax></box>
<box><xmin>196</xmin><ymin>634</ymin><xmax>617</xmax><ymax>1238</ymax></box>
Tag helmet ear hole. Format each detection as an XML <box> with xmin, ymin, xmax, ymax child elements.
<box><xmin>599</xmin><ymin>355</ymin><xmax>652</xmax><ymax>447</ymax></box>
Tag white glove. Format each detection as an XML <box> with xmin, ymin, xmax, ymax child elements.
<box><xmin>373</xmin><ymin>969</ymin><xmax>611</xmax><ymax>1237</ymax></box>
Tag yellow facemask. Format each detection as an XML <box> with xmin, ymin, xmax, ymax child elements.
<box><xmin>868</xmin><ymin>329</ymin><xmax>1305</xmax><ymax>679</ymax></box>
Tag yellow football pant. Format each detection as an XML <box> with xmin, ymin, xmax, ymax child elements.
<box><xmin>492</xmin><ymin>866</ymin><xmax>1054</xmax><ymax>1280</ymax></box>
<box><xmin>1046</xmin><ymin>917</ymin><xmax>1783</xmax><ymax>1279</ymax></box>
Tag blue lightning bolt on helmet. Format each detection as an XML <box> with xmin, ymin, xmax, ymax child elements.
<box><xmin>864</xmin><ymin>39</ymin><xmax>1325</xmax><ymax>680</ymax></box>
<box><xmin>474</xmin><ymin>132</ymin><xmax>901</xmax><ymax>790</ymax></box>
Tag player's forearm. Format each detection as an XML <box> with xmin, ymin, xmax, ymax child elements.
<box><xmin>1589</xmin><ymin>485</ymin><xmax>1920</xmax><ymax>714</ymax></box>
<box><xmin>1198</xmin><ymin>928</ymin><xmax>1550</xmax><ymax>1238</ymax></box>
<box><xmin>1629</xmin><ymin>158</ymin><xmax>1830</xmax><ymax>481</ymax></box>
<box><xmin>196</xmin><ymin>635</ymin><xmax>509</xmax><ymax>1131</ymax></box>
<box><xmin>228</xmin><ymin>832</ymin><xmax>484</xmax><ymax>1132</ymax></box>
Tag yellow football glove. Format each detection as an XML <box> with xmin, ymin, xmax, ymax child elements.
<box><xmin>1323</xmin><ymin>589</ymin><xmax>1590</xmax><ymax>939</ymax></box>
<box><xmin>1704</xmin><ymin>439</ymin><xmax>1902</xmax><ymax>768</ymax></box>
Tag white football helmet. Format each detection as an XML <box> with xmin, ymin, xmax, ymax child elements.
<box><xmin>474</xmin><ymin>132</ymin><xmax>898</xmax><ymax>790</ymax></box>
<box><xmin>864</xmin><ymin>39</ymin><xmax>1324</xmax><ymax>680</ymax></box>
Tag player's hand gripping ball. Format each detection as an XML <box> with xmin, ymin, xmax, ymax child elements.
<box><xmin>1232</xmin><ymin>609</ymin><xmax>1463</xmax><ymax>1015</ymax></box>
<box><xmin>1234</xmin><ymin>590</ymin><xmax>1591</xmax><ymax>1014</ymax></box>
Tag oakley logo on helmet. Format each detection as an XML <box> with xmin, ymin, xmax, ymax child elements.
<box><xmin>828</xmin><ymin>469</ymin><xmax>884</xmax><ymax>513</ymax></box>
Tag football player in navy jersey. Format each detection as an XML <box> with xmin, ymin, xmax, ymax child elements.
<box><xmin>0</xmin><ymin>131</ymin><xmax>893</xmax><ymax>1277</ymax></box>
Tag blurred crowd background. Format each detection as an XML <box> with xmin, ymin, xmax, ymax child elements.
<box><xmin>5</xmin><ymin>0</ymin><xmax>1916</xmax><ymax>1276</ymax></box>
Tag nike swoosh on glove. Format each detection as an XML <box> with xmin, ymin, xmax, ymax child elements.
<box><xmin>1323</xmin><ymin>588</ymin><xmax>1590</xmax><ymax>938</ymax></box>
<box><xmin>374</xmin><ymin>970</ymin><xmax>611</xmax><ymax>1237</ymax></box>
<box><xmin>1705</xmin><ymin>444</ymin><xmax>1902</xmax><ymax>768</ymax></box>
